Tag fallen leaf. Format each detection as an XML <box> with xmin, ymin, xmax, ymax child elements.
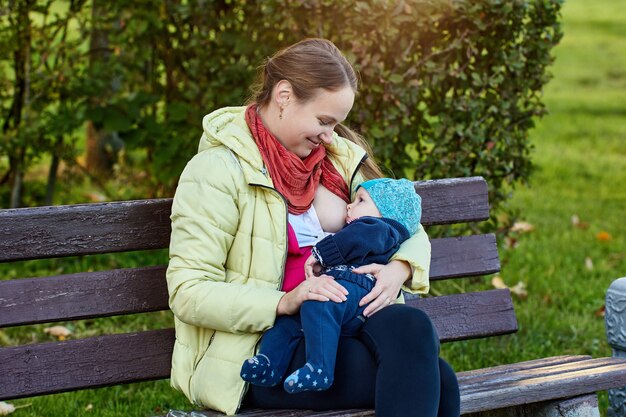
<box><xmin>491</xmin><ymin>276</ymin><xmax>527</xmax><ymax>299</ymax></box>
<box><xmin>596</xmin><ymin>231</ymin><xmax>612</xmax><ymax>241</ymax></box>
<box><xmin>85</xmin><ymin>192</ymin><xmax>107</xmax><ymax>203</ymax></box>
<box><xmin>504</xmin><ymin>236</ymin><xmax>518</xmax><ymax>249</ymax></box>
<box><xmin>585</xmin><ymin>257</ymin><xmax>593</xmax><ymax>270</ymax></box>
<box><xmin>0</xmin><ymin>402</ymin><xmax>15</xmax><ymax>416</ymax></box>
<box><xmin>595</xmin><ymin>305</ymin><xmax>606</xmax><ymax>318</ymax></box>
<box><xmin>491</xmin><ymin>276</ymin><xmax>507</xmax><ymax>289</ymax></box>
<box><xmin>44</xmin><ymin>325</ymin><xmax>72</xmax><ymax>340</ymax></box>
<box><xmin>571</xmin><ymin>215</ymin><xmax>589</xmax><ymax>229</ymax></box>
<box><xmin>510</xmin><ymin>282</ymin><xmax>528</xmax><ymax>299</ymax></box>
<box><xmin>511</xmin><ymin>221</ymin><xmax>535</xmax><ymax>233</ymax></box>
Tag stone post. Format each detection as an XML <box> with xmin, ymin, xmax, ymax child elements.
<box><xmin>606</xmin><ymin>277</ymin><xmax>626</xmax><ymax>417</ymax></box>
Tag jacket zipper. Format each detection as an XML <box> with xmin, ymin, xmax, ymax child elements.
<box><xmin>236</xmin><ymin>180</ymin><xmax>288</xmax><ymax>414</ymax></box>
<box><xmin>349</xmin><ymin>153</ymin><xmax>369</xmax><ymax>196</ymax></box>
<box><xmin>248</xmin><ymin>181</ymin><xmax>289</xmax><ymax>291</ymax></box>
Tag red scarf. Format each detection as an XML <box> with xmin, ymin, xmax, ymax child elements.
<box><xmin>245</xmin><ymin>104</ymin><xmax>350</xmax><ymax>214</ymax></box>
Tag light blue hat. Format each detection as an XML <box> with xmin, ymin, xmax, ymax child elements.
<box><xmin>358</xmin><ymin>178</ymin><xmax>422</xmax><ymax>235</ymax></box>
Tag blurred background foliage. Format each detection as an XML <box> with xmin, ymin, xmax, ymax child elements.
<box><xmin>0</xmin><ymin>0</ymin><xmax>562</xmax><ymax>230</ymax></box>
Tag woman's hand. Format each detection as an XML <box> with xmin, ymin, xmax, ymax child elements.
<box><xmin>276</xmin><ymin>275</ymin><xmax>349</xmax><ymax>316</ymax></box>
<box><xmin>353</xmin><ymin>260</ymin><xmax>411</xmax><ymax>317</ymax></box>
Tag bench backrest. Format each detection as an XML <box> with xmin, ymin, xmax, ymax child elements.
<box><xmin>0</xmin><ymin>176</ymin><xmax>516</xmax><ymax>401</ymax></box>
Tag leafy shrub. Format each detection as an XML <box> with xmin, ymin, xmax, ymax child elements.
<box><xmin>0</xmin><ymin>0</ymin><xmax>562</xmax><ymax>219</ymax></box>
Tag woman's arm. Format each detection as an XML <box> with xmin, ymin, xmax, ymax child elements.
<box><xmin>352</xmin><ymin>223</ymin><xmax>431</xmax><ymax>316</ymax></box>
<box><xmin>167</xmin><ymin>149</ymin><xmax>284</xmax><ymax>334</ymax></box>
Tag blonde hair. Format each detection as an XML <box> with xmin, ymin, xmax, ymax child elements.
<box><xmin>248</xmin><ymin>38</ymin><xmax>383</xmax><ymax>180</ymax></box>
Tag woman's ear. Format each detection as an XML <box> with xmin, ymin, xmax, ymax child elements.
<box><xmin>273</xmin><ymin>80</ymin><xmax>293</xmax><ymax>108</ymax></box>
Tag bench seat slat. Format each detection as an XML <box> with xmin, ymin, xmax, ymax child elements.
<box><xmin>458</xmin><ymin>356</ymin><xmax>626</xmax><ymax>414</ymax></box>
<box><xmin>0</xmin><ymin>177</ymin><xmax>489</xmax><ymax>262</ymax></box>
<box><xmin>460</xmin><ymin>356</ymin><xmax>621</xmax><ymax>389</ymax></box>
<box><xmin>0</xmin><ymin>235</ymin><xmax>499</xmax><ymax>328</ymax></box>
<box><xmin>199</xmin><ymin>411</ymin><xmax>373</xmax><ymax>417</ymax></box>
<box><xmin>456</xmin><ymin>355</ymin><xmax>591</xmax><ymax>381</ymax></box>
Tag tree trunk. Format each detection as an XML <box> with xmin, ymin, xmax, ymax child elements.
<box><xmin>45</xmin><ymin>136</ymin><xmax>64</xmax><ymax>206</ymax></box>
<box><xmin>4</xmin><ymin>1</ymin><xmax>32</xmax><ymax>208</ymax></box>
<box><xmin>86</xmin><ymin>0</ymin><xmax>115</xmax><ymax>178</ymax></box>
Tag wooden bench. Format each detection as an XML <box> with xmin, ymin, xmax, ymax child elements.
<box><xmin>2</xmin><ymin>176</ymin><xmax>626</xmax><ymax>416</ymax></box>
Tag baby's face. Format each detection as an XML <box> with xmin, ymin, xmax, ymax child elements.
<box><xmin>346</xmin><ymin>187</ymin><xmax>382</xmax><ymax>224</ymax></box>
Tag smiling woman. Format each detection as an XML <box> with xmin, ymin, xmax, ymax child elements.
<box><xmin>165</xmin><ymin>38</ymin><xmax>460</xmax><ymax>416</ymax></box>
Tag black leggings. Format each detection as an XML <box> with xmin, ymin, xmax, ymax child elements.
<box><xmin>244</xmin><ymin>304</ymin><xmax>460</xmax><ymax>417</ymax></box>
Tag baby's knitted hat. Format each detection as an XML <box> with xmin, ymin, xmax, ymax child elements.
<box><xmin>358</xmin><ymin>178</ymin><xmax>422</xmax><ymax>235</ymax></box>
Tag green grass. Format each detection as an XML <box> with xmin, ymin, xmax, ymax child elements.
<box><xmin>438</xmin><ymin>0</ymin><xmax>626</xmax><ymax>413</ymax></box>
<box><xmin>3</xmin><ymin>0</ymin><xmax>626</xmax><ymax>415</ymax></box>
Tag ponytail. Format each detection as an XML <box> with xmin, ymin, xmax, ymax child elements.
<box><xmin>334</xmin><ymin>123</ymin><xmax>384</xmax><ymax>180</ymax></box>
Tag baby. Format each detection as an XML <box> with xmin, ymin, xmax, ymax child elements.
<box><xmin>241</xmin><ymin>178</ymin><xmax>422</xmax><ymax>393</ymax></box>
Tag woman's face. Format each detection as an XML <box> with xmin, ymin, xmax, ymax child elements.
<box><xmin>273</xmin><ymin>85</ymin><xmax>355</xmax><ymax>159</ymax></box>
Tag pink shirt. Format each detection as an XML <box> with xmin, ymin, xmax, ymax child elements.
<box><xmin>281</xmin><ymin>223</ymin><xmax>312</xmax><ymax>292</ymax></box>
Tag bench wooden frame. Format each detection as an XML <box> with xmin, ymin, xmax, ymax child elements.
<box><xmin>1</xmin><ymin>176</ymin><xmax>626</xmax><ymax>416</ymax></box>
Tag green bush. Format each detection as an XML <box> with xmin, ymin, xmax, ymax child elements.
<box><xmin>0</xmin><ymin>0</ymin><xmax>562</xmax><ymax>217</ymax></box>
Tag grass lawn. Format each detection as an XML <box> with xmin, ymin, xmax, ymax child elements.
<box><xmin>2</xmin><ymin>0</ymin><xmax>626</xmax><ymax>415</ymax></box>
<box><xmin>438</xmin><ymin>0</ymin><xmax>626</xmax><ymax>414</ymax></box>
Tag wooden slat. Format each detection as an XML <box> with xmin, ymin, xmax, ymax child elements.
<box><xmin>0</xmin><ymin>329</ymin><xmax>174</xmax><ymax>401</ymax></box>
<box><xmin>429</xmin><ymin>234</ymin><xmax>500</xmax><ymax>280</ymax></box>
<box><xmin>415</xmin><ymin>176</ymin><xmax>489</xmax><ymax>225</ymax></box>
<box><xmin>458</xmin><ymin>355</ymin><xmax>626</xmax><ymax>414</ymax></box>
<box><xmin>0</xmin><ymin>234</ymin><xmax>499</xmax><ymax>328</ymax></box>
<box><xmin>0</xmin><ymin>177</ymin><xmax>488</xmax><ymax>262</ymax></box>
<box><xmin>0</xmin><ymin>198</ymin><xmax>172</xmax><ymax>262</ymax></box>
<box><xmin>182</xmin><ymin>408</ymin><xmax>373</xmax><ymax>416</ymax></box>
<box><xmin>456</xmin><ymin>355</ymin><xmax>591</xmax><ymax>381</ymax></box>
<box><xmin>0</xmin><ymin>266</ymin><xmax>168</xmax><ymax>328</ymax></box>
<box><xmin>407</xmin><ymin>289</ymin><xmax>518</xmax><ymax>342</ymax></box>
<box><xmin>461</xmin><ymin>356</ymin><xmax>622</xmax><ymax>390</ymax></box>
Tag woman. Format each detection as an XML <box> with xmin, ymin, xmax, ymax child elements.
<box><xmin>166</xmin><ymin>38</ymin><xmax>460</xmax><ymax>416</ymax></box>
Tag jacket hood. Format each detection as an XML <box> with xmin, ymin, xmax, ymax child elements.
<box><xmin>200</xmin><ymin>106</ymin><xmax>264</xmax><ymax>169</ymax></box>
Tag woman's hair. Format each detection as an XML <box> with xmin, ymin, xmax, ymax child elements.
<box><xmin>248</xmin><ymin>38</ymin><xmax>383</xmax><ymax>180</ymax></box>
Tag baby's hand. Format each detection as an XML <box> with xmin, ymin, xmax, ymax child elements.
<box><xmin>304</xmin><ymin>254</ymin><xmax>323</xmax><ymax>280</ymax></box>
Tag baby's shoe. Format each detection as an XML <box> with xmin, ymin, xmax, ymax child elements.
<box><xmin>284</xmin><ymin>363</ymin><xmax>333</xmax><ymax>393</ymax></box>
<box><xmin>240</xmin><ymin>354</ymin><xmax>282</xmax><ymax>387</ymax></box>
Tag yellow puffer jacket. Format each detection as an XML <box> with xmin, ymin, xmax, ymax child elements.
<box><xmin>166</xmin><ymin>106</ymin><xmax>431</xmax><ymax>415</ymax></box>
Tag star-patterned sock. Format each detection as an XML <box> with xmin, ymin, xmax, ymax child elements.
<box><xmin>283</xmin><ymin>362</ymin><xmax>333</xmax><ymax>393</ymax></box>
<box><xmin>240</xmin><ymin>354</ymin><xmax>283</xmax><ymax>387</ymax></box>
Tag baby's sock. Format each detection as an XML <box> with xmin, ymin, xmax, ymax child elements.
<box><xmin>240</xmin><ymin>354</ymin><xmax>283</xmax><ymax>387</ymax></box>
<box><xmin>283</xmin><ymin>363</ymin><xmax>333</xmax><ymax>393</ymax></box>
